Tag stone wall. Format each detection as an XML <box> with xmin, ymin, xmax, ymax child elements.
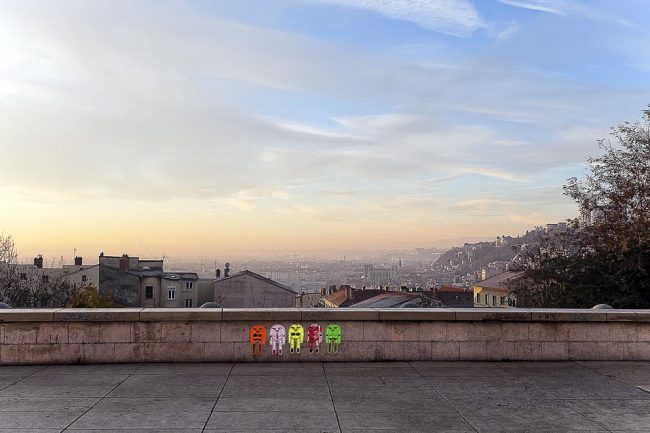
<box><xmin>1</xmin><ymin>308</ymin><xmax>649</xmax><ymax>364</ymax></box>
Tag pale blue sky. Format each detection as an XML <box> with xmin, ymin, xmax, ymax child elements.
<box><xmin>1</xmin><ymin>0</ymin><xmax>649</xmax><ymax>255</ymax></box>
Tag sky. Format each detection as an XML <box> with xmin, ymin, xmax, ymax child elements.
<box><xmin>1</xmin><ymin>0</ymin><xmax>649</xmax><ymax>260</ymax></box>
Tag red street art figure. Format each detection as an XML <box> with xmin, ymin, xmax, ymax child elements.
<box><xmin>269</xmin><ymin>324</ymin><xmax>286</xmax><ymax>356</ymax></box>
<box><xmin>288</xmin><ymin>323</ymin><xmax>304</xmax><ymax>354</ymax></box>
<box><xmin>307</xmin><ymin>323</ymin><xmax>323</xmax><ymax>354</ymax></box>
<box><xmin>249</xmin><ymin>325</ymin><xmax>266</xmax><ymax>355</ymax></box>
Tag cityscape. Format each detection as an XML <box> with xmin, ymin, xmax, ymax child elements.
<box><xmin>1</xmin><ymin>0</ymin><xmax>649</xmax><ymax>431</ymax></box>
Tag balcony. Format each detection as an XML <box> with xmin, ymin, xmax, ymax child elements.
<box><xmin>1</xmin><ymin>308</ymin><xmax>649</xmax><ymax>431</ymax></box>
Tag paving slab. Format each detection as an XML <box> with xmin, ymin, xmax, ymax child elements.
<box><xmin>91</xmin><ymin>397</ymin><xmax>215</xmax><ymax>412</ymax></box>
<box><xmin>133</xmin><ymin>362</ymin><xmax>232</xmax><ymax>375</ymax></box>
<box><xmin>0</xmin><ymin>409</ymin><xmax>86</xmax><ymax>429</ymax></box>
<box><xmin>68</xmin><ymin>430</ymin><xmax>202</xmax><ymax>433</ymax></box>
<box><xmin>220</xmin><ymin>383</ymin><xmax>331</xmax><ymax>399</ymax></box>
<box><xmin>214</xmin><ymin>396</ymin><xmax>335</xmax><ymax>412</ymax></box>
<box><xmin>410</xmin><ymin>362</ymin><xmax>509</xmax><ymax>377</ymax></box>
<box><xmin>324</xmin><ymin>366</ymin><xmax>420</xmax><ymax>377</ymax></box>
<box><xmin>426</xmin><ymin>377</ymin><xmax>552</xmax><ymax>400</ymax></box>
<box><xmin>107</xmin><ymin>374</ymin><xmax>226</xmax><ymax>398</ymax></box>
<box><xmin>69</xmin><ymin>410</ymin><xmax>212</xmax><ymax>430</ymax></box>
<box><xmin>0</xmin><ymin>366</ymin><xmax>44</xmax><ymax>377</ymax></box>
<box><xmin>330</xmin><ymin>385</ymin><xmax>441</xmax><ymax>400</ymax></box>
<box><xmin>580</xmin><ymin>413</ymin><xmax>650</xmax><ymax>431</ymax></box>
<box><xmin>0</xmin><ymin>396</ymin><xmax>99</xmax><ymax>411</ymax></box>
<box><xmin>205</xmin><ymin>410</ymin><xmax>340</xmax><ymax>431</ymax></box>
<box><xmin>563</xmin><ymin>399</ymin><xmax>650</xmax><ymax>413</ymax></box>
<box><xmin>326</xmin><ymin>374</ymin><xmax>429</xmax><ymax>386</ymax></box>
<box><xmin>338</xmin><ymin>412</ymin><xmax>472</xmax><ymax>431</ymax></box>
<box><xmin>334</xmin><ymin>395</ymin><xmax>454</xmax><ymax>413</ymax></box>
<box><xmin>461</xmin><ymin>406</ymin><xmax>606</xmax><ymax>432</ymax></box>
<box><xmin>230</xmin><ymin>362</ymin><xmax>323</xmax><ymax>376</ymax></box>
<box><xmin>18</xmin><ymin>374</ymin><xmax>125</xmax><ymax>387</ymax></box>
<box><xmin>0</xmin><ymin>384</ymin><xmax>116</xmax><ymax>398</ymax></box>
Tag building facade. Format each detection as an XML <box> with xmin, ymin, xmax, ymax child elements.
<box><xmin>473</xmin><ymin>271</ymin><xmax>522</xmax><ymax>307</ymax></box>
<box><xmin>213</xmin><ymin>270</ymin><xmax>297</xmax><ymax>308</ymax></box>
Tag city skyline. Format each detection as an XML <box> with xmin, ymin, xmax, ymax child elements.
<box><xmin>2</xmin><ymin>0</ymin><xmax>649</xmax><ymax>257</ymax></box>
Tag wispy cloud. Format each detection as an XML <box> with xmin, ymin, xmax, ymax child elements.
<box><xmin>496</xmin><ymin>0</ymin><xmax>630</xmax><ymax>25</ymax></box>
<box><xmin>311</xmin><ymin>0</ymin><xmax>486</xmax><ymax>36</ymax></box>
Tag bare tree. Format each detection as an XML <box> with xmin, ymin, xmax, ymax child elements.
<box><xmin>0</xmin><ymin>234</ymin><xmax>77</xmax><ymax>307</ymax></box>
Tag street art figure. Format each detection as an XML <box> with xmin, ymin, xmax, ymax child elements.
<box><xmin>307</xmin><ymin>323</ymin><xmax>323</xmax><ymax>354</ymax></box>
<box><xmin>288</xmin><ymin>323</ymin><xmax>304</xmax><ymax>354</ymax></box>
<box><xmin>249</xmin><ymin>325</ymin><xmax>266</xmax><ymax>356</ymax></box>
<box><xmin>269</xmin><ymin>324</ymin><xmax>286</xmax><ymax>356</ymax></box>
<box><xmin>325</xmin><ymin>323</ymin><xmax>341</xmax><ymax>354</ymax></box>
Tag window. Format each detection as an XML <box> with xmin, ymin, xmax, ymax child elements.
<box><xmin>185</xmin><ymin>299</ymin><xmax>193</xmax><ymax>308</ymax></box>
<box><xmin>20</xmin><ymin>273</ymin><xmax>27</xmax><ymax>280</ymax></box>
<box><xmin>42</xmin><ymin>275</ymin><xmax>49</xmax><ymax>283</ymax></box>
<box><xmin>492</xmin><ymin>295</ymin><xmax>497</xmax><ymax>306</ymax></box>
<box><xmin>81</xmin><ymin>275</ymin><xmax>87</xmax><ymax>282</ymax></box>
<box><xmin>145</xmin><ymin>286</ymin><xmax>154</xmax><ymax>299</ymax></box>
<box><xmin>186</xmin><ymin>281</ymin><xmax>193</xmax><ymax>289</ymax></box>
<box><xmin>476</xmin><ymin>293</ymin><xmax>480</xmax><ymax>304</ymax></box>
<box><xmin>484</xmin><ymin>293</ymin><xmax>489</xmax><ymax>304</ymax></box>
<box><xmin>168</xmin><ymin>287</ymin><xmax>175</xmax><ymax>300</ymax></box>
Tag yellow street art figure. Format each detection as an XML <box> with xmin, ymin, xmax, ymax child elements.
<box><xmin>288</xmin><ymin>323</ymin><xmax>304</xmax><ymax>354</ymax></box>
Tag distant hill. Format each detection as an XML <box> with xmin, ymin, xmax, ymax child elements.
<box><xmin>434</xmin><ymin>230</ymin><xmax>541</xmax><ymax>281</ymax></box>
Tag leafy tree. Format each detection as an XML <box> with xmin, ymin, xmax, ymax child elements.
<box><xmin>67</xmin><ymin>286</ymin><xmax>115</xmax><ymax>308</ymax></box>
<box><xmin>513</xmin><ymin>108</ymin><xmax>650</xmax><ymax>308</ymax></box>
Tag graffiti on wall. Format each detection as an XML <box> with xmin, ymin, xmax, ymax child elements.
<box><xmin>249</xmin><ymin>325</ymin><xmax>266</xmax><ymax>355</ymax></box>
<box><xmin>269</xmin><ymin>324</ymin><xmax>286</xmax><ymax>356</ymax></box>
<box><xmin>249</xmin><ymin>323</ymin><xmax>341</xmax><ymax>356</ymax></box>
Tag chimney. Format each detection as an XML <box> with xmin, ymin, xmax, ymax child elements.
<box><xmin>33</xmin><ymin>255</ymin><xmax>44</xmax><ymax>269</ymax></box>
<box><xmin>74</xmin><ymin>256</ymin><xmax>83</xmax><ymax>266</ymax></box>
<box><xmin>345</xmin><ymin>286</ymin><xmax>352</xmax><ymax>299</ymax></box>
<box><xmin>224</xmin><ymin>263</ymin><xmax>230</xmax><ymax>278</ymax></box>
<box><xmin>119</xmin><ymin>254</ymin><xmax>129</xmax><ymax>270</ymax></box>
<box><xmin>216</xmin><ymin>268</ymin><xmax>221</xmax><ymax>278</ymax></box>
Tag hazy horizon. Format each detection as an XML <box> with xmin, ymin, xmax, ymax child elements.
<box><xmin>2</xmin><ymin>0</ymin><xmax>648</xmax><ymax>257</ymax></box>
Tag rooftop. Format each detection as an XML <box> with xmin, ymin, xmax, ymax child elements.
<box><xmin>0</xmin><ymin>361</ymin><xmax>648</xmax><ymax>431</ymax></box>
<box><xmin>474</xmin><ymin>271</ymin><xmax>524</xmax><ymax>290</ymax></box>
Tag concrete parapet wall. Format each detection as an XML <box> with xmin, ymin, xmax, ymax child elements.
<box><xmin>1</xmin><ymin>308</ymin><xmax>650</xmax><ymax>364</ymax></box>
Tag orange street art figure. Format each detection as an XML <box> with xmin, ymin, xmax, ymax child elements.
<box><xmin>269</xmin><ymin>324</ymin><xmax>286</xmax><ymax>356</ymax></box>
<box><xmin>288</xmin><ymin>323</ymin><xmax>304</xmax><ymax>354</ymax></box>
<box><xmin>249</xmin><ymin>325</ymin><xmax>266</xmax><ymax>355</ymax></box>
<box><xmin>307</xmin><ymin>323</ymin><xmax>323</xmax><ymax>354</ymax></box>
<box><xmin>325</xmin><ymin>323</ymin><xmax>341</xmax><ymax>354</ymax></box>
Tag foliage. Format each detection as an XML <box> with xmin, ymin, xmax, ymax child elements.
<box><xmin>0</xmin><ymin>234</ymin><xmax>78</xmax><ymax>308</ymax></box>
<box><xmin>513</xmin><ymin>108</ymin><xmax>650</xmax><ymax>308</ymax></box>
<box><xmin>67</xmin><ymin>286</ymin><xmax>115</xmax><ymax>308</ymax></box>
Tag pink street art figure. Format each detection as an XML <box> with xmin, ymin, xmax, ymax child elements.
<box><xmin>269</xmin><ymin>324</ymin><xmax>286</xmax><ymax>356</ymax></box>
<box><xmin>307</xmin><ymin>323</ymin><xmax>323</xmax><ymax>354</ymax></box>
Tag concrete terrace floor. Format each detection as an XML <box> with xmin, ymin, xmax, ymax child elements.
<box><xmin>0</xmin><ymin>362</ymin><xmax>649</xmax><ymax>432</ymax></box>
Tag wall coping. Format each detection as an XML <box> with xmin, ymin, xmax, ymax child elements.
<box><xmin>1</xmin><ymin>308</ymin><xmax>649</xmax><ymax>322</ymax></box>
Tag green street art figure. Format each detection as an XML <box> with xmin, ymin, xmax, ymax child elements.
<box><xmin>325</xmin><ymin>323</ymin><xmax>341</xmax><ymax>354</ymax></box>
<box><xmin>288</xmin><ymin>323</ymin><xmax>304</xmax><ymax>354</ymax></box>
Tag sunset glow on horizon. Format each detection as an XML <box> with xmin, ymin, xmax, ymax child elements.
<box><xmin>2</xmin><ymin>0</ymin><xmax>649</xmax><ymax>260</ymax></box>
